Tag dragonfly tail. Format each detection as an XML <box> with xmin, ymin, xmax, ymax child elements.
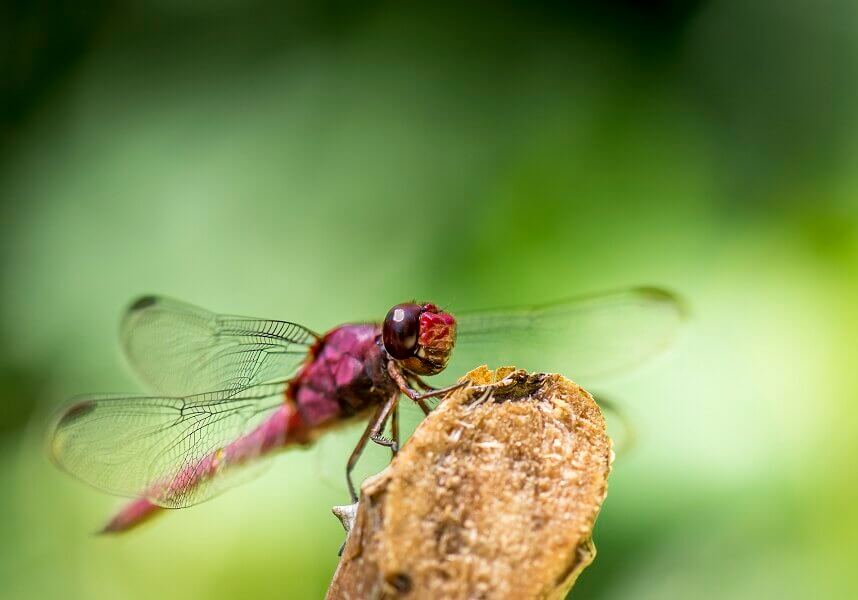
<box><xmin>100</xmin><ymin>498</ymin><xmax>161</xmax><ymax>534</ymax></box>
<box><xmin>99</xmin><ymin>402</ymin><xmax>310</xmax><ymax>534</ymax></box>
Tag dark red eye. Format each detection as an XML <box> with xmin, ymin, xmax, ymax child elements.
<box><xmin>382</xmin><ymin>303</ymin><xmax>421</xmax><ymax>359</ymax></box>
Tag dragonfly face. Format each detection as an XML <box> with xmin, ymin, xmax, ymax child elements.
<box><xmin>382</xmin><ymin>302</ymin><xmax>456</xmax><ymax>376</ymax></box>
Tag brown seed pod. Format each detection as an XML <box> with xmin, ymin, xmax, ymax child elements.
<box><xmin>328</xmin><ymin>366</ymin><xmax>613</xmax><ymax>600</ymax></box>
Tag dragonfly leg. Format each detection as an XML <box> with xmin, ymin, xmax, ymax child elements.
<box><xmin>369</xmin><ymin>393</ymin><xmax>399</xmax><ymax>455</ymax></box>
<box><xmin>346</xmin><ymin>403</ymin><xmax>385</xmax><ymax>503</ymax></box>
<box><xmin>413</xmin><ymin>381</ymin><xmax>467</xmax><ymax>400</ymax></box>
<box><xmin>408</xmin><ymin>373</ymin><xmax>435</xmax><ymax>392</ymax></box>
<box><xmin>390</xmin><ymin>402</ymin><xmax>399</xmax><ymax>457</ymax></box>
<box><xmin>345</xmin><ymin>393</ymin><xmax>402</xmax><ymax>502</ymax></box>
<box><xmin>387</xmin><ymin>361</ymin><xmax>466</xmax><ymax>413</ymax></box>
<box><xmin>387</xmin><ymin>361</ymin><xmax>430</xmax><ymax>413</ymax></box>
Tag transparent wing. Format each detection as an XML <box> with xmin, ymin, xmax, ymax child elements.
<box><xmin>441</xmin><ymin>287</ymin><xmax>685</xmax><ymax>384</ymax></box>
<box><xmin>589</xmin><ymin>391</ymin><xmax>636</xmax><ymax>457</ymax></box>
<box><xmin>49</xmin><ymin>383</ymin><xmax>292</xmax><ymax>508</ymax></box>
<box><xmin>121</xmin><ymin>296</ymin><xmax>318</xmax><ymax>396</ymax></box>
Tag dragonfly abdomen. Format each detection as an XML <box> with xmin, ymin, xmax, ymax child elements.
<box><xmin>102</xmin><ymin>402</ymin><xmax>311</xmax><ymax>533</ymax></box>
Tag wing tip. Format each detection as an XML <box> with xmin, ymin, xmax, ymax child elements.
<box><xmin>634</xmin><ymin>286</ymin><xmax>690</xmax><ymax>321</ymax></box>
<box><xmin>56</xmin><ymin>398</ymin><xmax>97</xmax><ymax>426</ymax></box>
<box><xmin>127</xmin><ymin>295</ymin><xmax>159</xmax><ymax>313</ymax></box>
<box><xmin>120</xmin><ymin>295</ymin><xmax>162</xmax><ymax>353</ymax></box>
<box><xmin>46</xmin><ymin>397</ymin><xmax>98</xmax><ymax>467</ymax></box>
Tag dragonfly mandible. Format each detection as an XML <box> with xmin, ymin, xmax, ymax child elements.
<box><xmin>48</xmin><ymin>288</ymin><xmax>683</xmax><ymax>533</ymax></box>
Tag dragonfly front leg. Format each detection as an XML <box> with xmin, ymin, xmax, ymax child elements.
<box><xmin>408</xmin><ymin>373</ymin><xmax>435</xmax><ymax>392</ymax></box>
<box><xmin>387</xmin><ymin>361</ymin><xmax>467</xmax><ymax>415</ymax></box>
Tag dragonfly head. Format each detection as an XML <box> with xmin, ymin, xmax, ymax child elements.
<box><xmin>382</xmin><ymin>302</ymin><xmax>457</xmax><ymax>376</ymax></box>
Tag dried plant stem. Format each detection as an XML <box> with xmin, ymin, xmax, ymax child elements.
<box><xmin>327</xmin><ymin>366</ymin><xmax>613</xmax><ymax>600</ymax></box>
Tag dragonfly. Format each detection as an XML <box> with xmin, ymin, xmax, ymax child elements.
<box><xmin>48</xmin><ymin>287</ymin><xmax>683</xmax><ymax>533</ymax></box>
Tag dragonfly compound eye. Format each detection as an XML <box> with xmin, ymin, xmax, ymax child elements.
<box><xmin>390</xmin><ymin>303</ymin><xmax>457</xmax><ymax>376</ymax></box>
<box><xmin>383</xmin><ymin>303</ymin><xmax>422</xmax><ymax>359</ymax></box>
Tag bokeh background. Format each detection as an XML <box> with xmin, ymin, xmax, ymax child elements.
<box><xmin>2</xmin><ymin>1</ymin><xmax>857</xmax><ymax>598</ymax></box>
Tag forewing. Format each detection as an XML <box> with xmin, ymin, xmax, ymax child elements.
<box><xmin>49</xmin><ymin>383</ymin><xmax>291</xmax><ymax>507</ymax></box>
<box><xmin>121</xmin><ymin>296</ymin><xmax>317</xmax><ymax>396</ymax></box>
<box><xmin>444</xmin><ymin>287</ymin><xmax>685</xmax><ymax>383</ymax></box>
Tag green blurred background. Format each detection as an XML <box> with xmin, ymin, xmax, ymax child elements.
<box><xmin>2</xmin><ymin>1</ymin><xmax>856</xmax><ymax>598</ymax></box>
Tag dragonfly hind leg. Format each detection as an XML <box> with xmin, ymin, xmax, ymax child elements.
<box><xmin>345</xmin><ymin>405</ymin><xmax>380</xmax><ymax>502</ymax></box>
<box><xmin>368</xmin><ymin>393</ymin><xmax>399</xmax><ymax>456</ymax></box>
<box><xmin>344</xmin><ymin>392</ymin><xmax>400</xmax><ymax>502</ymax></box>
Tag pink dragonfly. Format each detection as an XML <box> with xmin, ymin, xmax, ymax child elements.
<box><xmin>48</xmin><ymin>288</ymin><xmax>682</xmax><ymax>533</ymax></box>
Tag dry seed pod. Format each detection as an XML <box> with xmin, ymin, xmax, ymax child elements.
<box><xmin>327</xmin><ymin>366</ymin><xmax>613</xmax><ymax>600</ymax></box>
